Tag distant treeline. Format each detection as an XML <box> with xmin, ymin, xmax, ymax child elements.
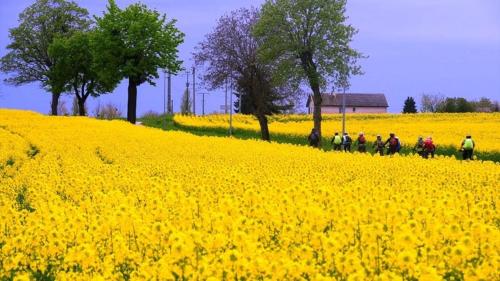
<box><xmin>420</xmin><ymin>94</ymin><xmax>498</xmax><ymax>113</ymax></box>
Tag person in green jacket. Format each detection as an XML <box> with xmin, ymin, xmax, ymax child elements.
<box><xmin>413</xmin><ymin>136</ymin><xmax>425</xmax><ymax>157</ymax></box>
<box><xmin>331</xmin><ymin>132</ymin><xmax>342</xmax><ymax>151</ymax></box>
<box><xmin>461</xmin><ymin>135</ymin><xmax>475</xmax><ymax>160</ymax></box>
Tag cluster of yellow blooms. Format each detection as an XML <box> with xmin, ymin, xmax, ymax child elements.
<box><xmin>0</xmin><ymin>109</ymin><xmax>499</xmax><ymax>280</ymax></box>
<box><xmin>174</xmin><ymin>113</ymin><xmax>500</xmax><ymax>152</ymax></box>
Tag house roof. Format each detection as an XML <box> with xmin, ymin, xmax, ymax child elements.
<box><xmin>306</xmin><ymin>93</ymin><xmax>389</xmax><ymax>108</ymax></box>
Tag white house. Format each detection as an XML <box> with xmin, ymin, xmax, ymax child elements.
<box><xmin>306</xmin><ymin>93</ymin><xmax>389</xmax><ymax>114</ymax></box>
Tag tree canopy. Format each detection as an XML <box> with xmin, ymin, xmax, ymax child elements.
<box><xmin>48</xmin><ymin>31</ymin><xmax>117</xmax><ymax>116</ymax></box>
<box><xmin>254</xmin><ymin>0</ymin><xmax>363</xmax><ymax>141</ymax></box>
<box><xmin>93</xmin><ymin>0</ymin><xmax>184</xmax><ymax>123</ymax></box>
<box><xmin>194</xmin><ymin>7</ymin><xmax>300</xmax><ymax>140</ymax></box>
<box><xmin>0</xmin><ymin>0</ymin><xmax>91</xmax><ymax>115</ymax></box>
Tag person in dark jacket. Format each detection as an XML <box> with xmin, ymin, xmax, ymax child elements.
<box><xmin>342</xmin><ymin>133</ymin><xmax>352</xmax><ymax>152</ymax></box>
<box><xmin>308</xmin><ymin>128</ymin><xmax>320</xmax><ymax>148</ymax></box>
<box><xmin>373</xmin><ymin>135</ymin><xmax>385</xmax><ymax>156</ymax></box>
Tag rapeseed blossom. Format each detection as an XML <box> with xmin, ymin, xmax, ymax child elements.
<box><xmin>174</xmin><ymin>113</ymin><xmax>500</xmax><ymax>152</ymax></box>
<box><xmin>0</xmin><ymin>109</ymin><xmax>498</xmax><ymax>280</ymax></box>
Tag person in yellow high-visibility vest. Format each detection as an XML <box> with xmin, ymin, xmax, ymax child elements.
<box><xmin>331</xmin><ymin>132</ymin><xmax>342</xmax><ymax>151</ymax></box>
<box><xmin>460</xmin><ymin>135</ymin><xmax>475</xmax><ymax>160</ymax></box>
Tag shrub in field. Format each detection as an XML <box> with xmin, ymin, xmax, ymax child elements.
<box><xmin>93</xmin><ymin>102</ymin><xmax>122</xmax><ymax>119</ymax></box>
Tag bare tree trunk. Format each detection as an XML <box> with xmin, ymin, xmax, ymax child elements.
<box><xmin>127</xmin><ymin>78</ymin><xmax>138</xmax><ymax>124</ymax></box>
<box><xmin>301</xmin><ymin>53</ymin><xmax>322</xmax><ymax>146</ymax></box>
<box><xmin>50</xmin><ymin>92</ymin><xmax>61</xmax><ymax>116</ymax></box>
<box><xmin>256</xmin><ymin>113</ymin><xmax>270</xmax><ymax>141</ymax></box>
<box><xmin>312</xmin><ymin>89</ymin><xmax>322</xmax><ymax>143</ymax></box>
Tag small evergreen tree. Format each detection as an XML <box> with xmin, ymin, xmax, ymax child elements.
<box><xmin>180</xmin><ymin>88</ymin><xmax>191</xmax><ymax>115</ymax></box>
<box><xmin>403</xmin><ymin>97</ymin><xmax>417</xmax><ymax>113</ymax></box>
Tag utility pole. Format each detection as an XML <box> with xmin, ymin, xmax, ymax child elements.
<box><xmin>197</xmin><ymin>92</ymin><xmax>209</xmax><ymax>115</ymax></box>
<box><xmin>167</xmin><ymin>71</ymin><xmax>172</xmax><ymax>114</ymax></box>
<box><xmin>185</xmin><ymin>70</ymin><xmax>190</xmax><ymax>114</ymax></box>
<box><xmin>341</xmin><ymin>87</ymin><xmax>346</xmax><ymax>136</ymax></box>
<box><xmin>229</xmin><ymin>78</ymin><xmax>233</xmax><ymax>136</ymax></box>
<box><xmin>163</xmin><ymin>70</ymin><xmax>167</xmax><ymax>129</ymax></box>
<box><xmin>192</xmin><ymin>67</ymin><xmax>196</xmax><ymax>115</ymax></box>
<box><xmin>224</xmin><ymin>79</ymin><xmax>228</xmax><ymax>114</ymax></box>
<box><xmin>163</xmin><ymin>70</ymin><xmax>167</xmax><ymax>115</ymax></box>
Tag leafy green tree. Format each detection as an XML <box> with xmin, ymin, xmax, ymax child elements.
<box><xmin>0</xmin><ymin>0</ymin><xmax>91</xmax><ymax>115</ymax></box>
<box><xmin>180</xmin><ymin>88</ymin><xmax>192</xmax><ymax>115</ymax></box>
<box><xmin>402</xmin><ymin>96</ymin><xmax>417</xmax><ymax>113</ymax></box>
<box><xmin>455</xmin><ymin>97</ymin><xmax>474</xmax><ymax>112</ymax></box>
<box><xmin>471</xmin><ymin>97</ymin><xmax>493</xmax><ymax>112</ymax></box>
<box><xmin>437</xmin><ymin>98</ymin><xmax>457</xmax><ymax>112</ymax></box>
<box><xmin>93</xmin><ymin>0</ymin><xmax>184</xmax><ymax>124</ymax></box>
<box><xmin>254</xmin><ymin>0</ymin><xmax>363</xmax><ymax>142</ymax></box>
<box><xmin>437</xmin><ymin>97</ymin><xmax>475</xmax><ymax>113</ymax></box>
<box><xmin>48</xmin><ymin>31</ymin><xmax>117</xmax><ymax>116</ymax></box>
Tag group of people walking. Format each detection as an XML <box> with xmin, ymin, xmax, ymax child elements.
<box><xmin>308</xmin><ymin>128</ymin><xmax>476</xmax><ymax>160</ymax></box>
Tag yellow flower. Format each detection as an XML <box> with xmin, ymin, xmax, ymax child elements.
<box><xmin>0</xmin><ymin>109</ymin><xmax>498</xmax><ymax>280</ymax></box>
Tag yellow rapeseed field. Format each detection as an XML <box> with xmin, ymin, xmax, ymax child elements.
<box><xmin>174</xmin><ymin>113</ymin><xmax>500</xmax><ymax>152</ymax></box>
<box><xmin>0</xmin><ymin>109</ymin><xmax>499</xmax><ymax>280</ymax></box>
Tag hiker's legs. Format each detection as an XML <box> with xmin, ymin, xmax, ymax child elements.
<box><xmin>359</xmin><ymin>145</ymin><xmax>366</xmax><ymax>153</ymax></box>
<box><xmin>463</xmin><ymin>149</ymin><xmax>472</xmax><ymax>160</ymax></box>
<box><xmin>344</xmin><ymin>144</ymin><xmax>351</xmax><ymax>152</ymax></box>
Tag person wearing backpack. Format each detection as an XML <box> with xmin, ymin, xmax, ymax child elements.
<box><xmin>308</xmin><ymin>128</ymin><xmax>320</xmax><ymax>148</ymax></box>
<box><xmin>373</xmin><ymin>135</ymin><xmax>385</xmax><ymax>156</ymax></box>
<box><xmin>460</xmin><ymin>135</ymin><xmax>475</xmax><ymax>160</ymax></box>
<box><xmin>384</xmin><ymin>133</ymin><xmax>399</xmax><ymax>155</ymax></box>
<box><xmin>395</xmin><ymin>136</ymin><xmax>402</xmax><ymax>153</ymax></box>
<box><xmin>331</xmin><ymin>132</ymin><xmax>342</xmax><ymax>151</ymax></box>
<box><xmin>355</xmin><ymin>132</ymin><xmax>367</xmax><ymax>153</ymax></box>
<box><xmin>413</xmin><ymin>136</ymin><xmax>425</xmax><ymax>157</ymax></box>
<box><xmin>342</xmin><ymin>133</ymin><xmax>352</xmax><ymax>152</ymax></box>
<box><xmin>423</xmin><ymin>137</ymin><xmax>436</xmax><ymax>159</ymax></box>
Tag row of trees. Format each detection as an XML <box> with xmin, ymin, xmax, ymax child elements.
<box><xmin>1</xmin><ymin>0</ymin><xmax>184</xmax><ymax>124</ymax></box>
<box><xmin>420</xmin><ymin>94</ymin><xmax>499</xmax><ymax>113</ymax></box>
<box><xmin>194</xmin><ymin>0</ymin><xmax>362</xmax><ymax>141</ymax></box>
<box><xmin>403</xmin><ymin>96</ymin><xmax>498</xmax><ymax>114</ymax></box>
<box><xmin>2</xmin><ymin>0</ymin><xmax>362</xmax><ymax>139</ymax></box>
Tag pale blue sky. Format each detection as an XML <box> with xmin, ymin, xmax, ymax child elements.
<box><xmin>0</xmin><ymin>0</ymin><xmax>499</xmax><ymax>114</ymax></box>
